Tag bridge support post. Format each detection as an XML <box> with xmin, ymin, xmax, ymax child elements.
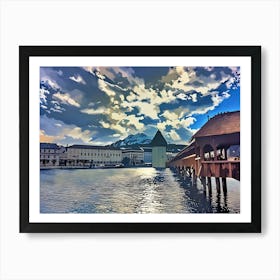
<box><xmin>207</xmin><ymin>177</ymin><xmax>212</xmax><ymax>195</ymax></box>
<box><xmin>222</xmin><ymin>177</ymin><xmax>227</xmax><ymax>194</ymax></box>
<box><xmin>201</xmin><ymin>176</ymin><xmax>206</xmax><ymax>193</ymax></box>
<box><xmin>215</xmin><ymin>177</ymin><xmax>221</xmax><ymax>194</ymax></box>
<box><xmin>193</xmin><ymin>173</ymin><xmax>197</xmax><ymax>186</ymax></box>
<box><xmin>183</xmin><ymin>167</ymin><xmax>187</xmax><ymax>181</ymax></box>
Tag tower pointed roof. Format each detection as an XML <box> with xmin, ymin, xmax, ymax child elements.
<box><xmin>151</xmin><ymin>130</ymin><xmax>167</xmax><ymax>147</ymax></box>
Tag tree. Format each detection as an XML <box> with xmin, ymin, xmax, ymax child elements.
<box><xmin>122</xmin><ymin>157</ymin><xmax>131</xmax><ymax>167</ymax></box>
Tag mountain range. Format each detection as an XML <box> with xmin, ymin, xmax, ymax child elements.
<box><xmin>110</xmin><ymin>133</ymin><xmax>186</xmax><ymax>153</ymax></box>
<box><xmin>111</xmin><ymin>133</ymin><xmax>151</xmax><ymax>147</ymax></box>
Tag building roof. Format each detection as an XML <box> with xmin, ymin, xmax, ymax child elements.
<box><xmin>40</xmin><ymin>143</ymin><xmax>59</xmax><ymax>149</ymax></box>
<box><xmin>68</xmin><ymin>144</ymin><xmax>120</xmax><ymax>150</ymax></box>
<box><xmin>121</xmin><ymin>147</ymin><xmax>144</xmax><ymax>152</ymax></box>
<box><xmin>193</xmin><ymin>111</ymin><xmax>240</xmax><ymax>138</ymax></box>
<box><xmin>140</xmin><ymin>147</ymin><xmax>152</xmax><ymax>152</ymax></box>
<box><xmin>151</xmin><ymin>130</ymin><xmax>167</xmax><ymax>147</ymax></box>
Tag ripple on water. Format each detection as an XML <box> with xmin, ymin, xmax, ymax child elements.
<box><xmin>40</xmin><ymin>167</ymin><xmax>240</xmax><ymax>214</ymax></box>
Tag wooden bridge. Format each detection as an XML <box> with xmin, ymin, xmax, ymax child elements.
<box><xmin>168</xmin><ymin>111</ymin><xmax>240</xmax><ymax>193</ymax></box>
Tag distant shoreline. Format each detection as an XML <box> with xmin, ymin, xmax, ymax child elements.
<box><xmin>40</xmin><ymin>164</ymin><xmax>153</xmax><ymax>170</ymax></box>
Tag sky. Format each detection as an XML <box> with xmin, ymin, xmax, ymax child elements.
<box><xmin>40</xmin><ymin>66</ymin><xmax>240</xmax><ymax>146</ymax></box>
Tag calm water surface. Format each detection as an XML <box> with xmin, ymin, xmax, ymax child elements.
<box><xmin>40</xmin><ymin>167</ymin><xmax>240</xmax><ymax>213</ymax></box>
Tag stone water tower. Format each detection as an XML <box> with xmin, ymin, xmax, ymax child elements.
<box><xmin>151</xmin><ymin>130</ymin><xmax>167</xmax><ymax>168</ymax></box>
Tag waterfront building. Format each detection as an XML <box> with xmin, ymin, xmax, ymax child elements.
<box><xmin>151</xmin><ymin>130</ymin><xmax>167</xmax><ymax>168</ymax></box>
<box><xmin>40</xmin><ymin>143</ymin><xmax>64</xmax><ymax>167</ymax></box>
<box><xmin>64</xmin><ymin>145</ymin><xmax>122</xmax><ymax>167</ymax></box>
<box><xmin>140</xmin><ymin>146</ymin><xmax>152</xmax><ymax>164</ymax></box>
<box><xmin>121</xmin><ymin>147</ymin><xmax>144</xmax><ymax>166</ymax></box>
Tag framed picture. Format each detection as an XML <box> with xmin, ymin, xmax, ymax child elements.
<box><xmin>20</xmin><ymin>46</ymin><xmax>261</xmax><ymax>233</ymax></box>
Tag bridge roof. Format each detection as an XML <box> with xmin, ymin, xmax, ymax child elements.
<box><xmin>68</xmin><ymin>144</ymin><xmax>120</xmax><ymax>150</ymax></box>
<box><xmin>193</xmin><ymin>111</ymin><xmax>240</xmax><ymax>138</ymax></box>
<box><xmin>169</xmin><ymin>140</ymin><xmax>195</xmax><ymax>162</ymax></box>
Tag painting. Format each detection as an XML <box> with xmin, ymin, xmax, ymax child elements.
<box><xmin>20</xmin><ymin>46</ymin><xmax>261</xmax><ymax>232</ymax></box>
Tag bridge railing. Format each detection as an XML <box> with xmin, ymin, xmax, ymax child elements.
<box><xmin>200</xmin><ymin>160</ymin><xmax>240</xmax><ymax>180</ymax></box>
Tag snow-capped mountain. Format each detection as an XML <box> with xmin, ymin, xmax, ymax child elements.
<box><xmin>111</xmin><ymin>133</ymin><xmax>151</xmax><ymax>147</ymax></box>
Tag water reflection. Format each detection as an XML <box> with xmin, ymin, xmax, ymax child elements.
<box><xmin>40</xmin><ymin>167</ymin><xmax>240</xmax><ymax>214</ymax></box>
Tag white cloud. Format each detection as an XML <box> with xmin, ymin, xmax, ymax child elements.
<box><xmin>125</xmin><ymin>115</ymin><xmax>144</xmax><ymax>130</ymax></box>
<box><xmin>121</xmin><ymin>85</ymin><xmax>177</xmax><ymax>120</ymax></box>
<box><xmin>111</xmin><ymin>67</ymin><xmax>143</xmax><ymax>86</ymax></box>
<box><xmin>222</xmin><ymin>91</ymin><xmax>230</xmax><ymax>98</ymax></box>
<box><xmin>95</xmin><ymin>71</ymin><xmax>106</xmax><ymax>80</ymax></box>
<box><xmin>40</xmin><ymin>117</ymin><xmax>94</xmax><ymax>144</ymax></box>
<box><xmin>63</xmin><ymin>127</ymin><xmax>92</xmax><ymax>143</ymax></box>
<box><xmin>177</xmin><ymin>93</ymin><xmax>188</xmax><ymax>100</ymax></box>
<box><xmin>50</xmin><ymin>107</ymin><xmax>63</xmax><ymax>113</ymax></box>
<box><xmin>100</xmin><ymin>120</ymin><xmax>110</xmax><ymax>129</ymax></box>
<box><xmin>157</xmin><ymin>111</ymin><xmax>196</xmax><ymax>133</ymax></box>
<box><xmin>159</xmin><ymin>89</ymin><xmax>177</xmax><ymax>103</ymax></box>
<box><xmin>161</xmin><ymin>110</ymin><xmax>178</xmax><ymax>121</ymax></box>
<box><xmin>157</xmin><ymin>122</ymin><xmax>166</xmax><ymax>131</ymax></box>
<box><xmin>169</xmin><ymin>129</ymin><xmax>181</xmax><ymax>141</ymax></box>
<box><xmin>111</xmin><ymin>112</ymin><xmax>126</xmax><ymax>121</ymax></box>
<box><xmin>190</xmin><ymin>93</ymin><xmax>197</xmax><ymax>102</ymax></box>
<box><xmin>80</xmin><ymin>107</ymin><xmax>108</xmax><ymax>115</ymax></box>
<box><xmin>45</xmin><ymin>79</ymin><xmax>59</xmax><ymax>90</ymax></box>
<box><xmin>83</xmin><ymin>66</ymin><xmax>96</xmax><ymax>75</ymax></box>
<box><xmin>111</xmin><ymin>123</ymin><xmax>127</xmax><ymax>135</ymax></box>
<box><xmin>40</xmin><ymin>88</ymin><xmax>49</xmax><ymax>104</ymax></box>
<box><xmin>53</xmin><ymin>92</ymin><xmax>80</xmax><ymax>107</ymax></box>
<box><xmin>162</xmin><ymin>67</ymin><xmax>233</xmax><ymax>97</ymax></box>
<box><xmin>100</xmin><ymin>120</ymin><xmax>128</xmax><ymax>136</ymax></box>
<box><xmin>69</xmin><ymin>75</ymin><xmax>86</xmax><ymax>85</ymax></box>
<box><xmin>180</xmin><ymin>117</ymin><xmax>196</xmax><ymax>127</ymax></box>
<box><xmin>98</xmin><ymin>79</ymin><xmax>116</xmax><ymax>97</ymax></box>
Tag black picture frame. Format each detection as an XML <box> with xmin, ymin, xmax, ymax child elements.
<box><xmin>19</xmin><ymin>46</ymin><xmax>261</xmax><ymax>233</ymax></box>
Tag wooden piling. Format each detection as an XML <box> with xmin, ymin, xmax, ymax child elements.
<box><xmin>222</xmin><ymin>177</ymin><xmax>227</xmax><ymax>194</ymax></box>
<box><xmin>207</xmin><ymin>177</ymin><xmax>212</xmax><ymax>194</ymax></box>
<box><xmin>201</xmin><ymin>176</ymin><xmax>206</xmax><ymax>192</ymax></box>
<box><xmin>193</xmin><ymin>173</ymin><xmax>197</xmax><ymax>186</ymax></box>
<box><xmin>215</xmin><ymin>177</ymin><xmax>221</xmax><ymax>194</ymax></box>
<box><xmin>183</xmin><ymin>167</ymin><xmax>187</xmax><ymax>180</ymax></box>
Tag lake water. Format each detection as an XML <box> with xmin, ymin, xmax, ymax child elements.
<box><xmin>40</xmin><ymin>167</ymin><xmax>240</xmax><ymax>214</ymax></box>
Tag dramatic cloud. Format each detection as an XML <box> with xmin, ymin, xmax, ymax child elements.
<box><xmin>40</xmin><ymin>66</ymin><xmax>240</xmax><ymax>145</ymax></box>
<box><xmin>69</xmin><ymin>75</ymin><xmax>86</xmax><ymax>85</ymax></box>
<box><xmin>40</xmin><ymin>115</ymin><xmax>96</xmax><ymax>145</ymax></box>
<box><xmin>53</xmin><ymin>92</ymin><xmax>80</xmax><ymax>108</ymax></box>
